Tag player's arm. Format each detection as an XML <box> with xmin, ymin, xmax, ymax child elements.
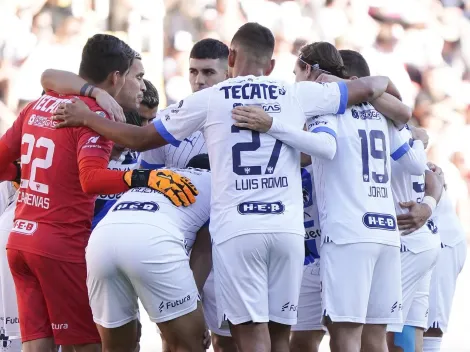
<box><xmin>389</xmin><ymin>123</ymin><xmax>427</xmax><ymax>176</ymax></box>
<box><xmin>190</xmin><ymin>225</ymin><xmax>212</xmax><ymax>293</ymax></box>
<box><xmin>0</xmin><ymin>104</ymin><xmax>33</xmax><ymax>181</ymax></box>
<box><xmin>76</xmin><ymin>127</ymin><xmax>198</xmax><ymax>206</ymax></box>
<box><xmin>397</xmin><ymin>169</ymin><xmax>443</xmax><ymax>235</ymax></box>
<box><xmin>232</xmin><ymin>106</ymin><xmax>337</xmax><ymax>160</ymax></box>
<box><xmin>370</xmin><ymin>92</ymin><xmax>411</xmax><ymax>129</ymax></box>
<box><xmin>53</xmin><ymin>89</ymin><xmax>209</xmax><ymax>152</ymax></box>
<box><xmin>41</xmin><ymin>69</ymin><xmax>125</xmax><ymax>122</ymax></box>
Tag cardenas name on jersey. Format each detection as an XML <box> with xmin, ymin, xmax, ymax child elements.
<box><xmin>310</xmin><ymin>103</ymin><xmax>401</xmax><ymax>247</ymax></box>
<box><xmin>96</xmin><ymin>168</ymin><xmax>211</xmax><ymax>246</ymax></box>
<box><xmin>302</xmin><ymin>166</ymin><xmax>320</xmax><ymax>265</ymax></box>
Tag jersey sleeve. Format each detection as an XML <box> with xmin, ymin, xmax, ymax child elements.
<box><xmin>153</xmin><ymin>88</ymin><xmax>210</xmax><ymax>147</ymax></box>
<box><xmin>0</xmin><ymin>103</ymin><xmax>32</xmax><ymax>159</ymax></box>
<box><xmin>306</xmin><ymin>114</ymin><xmax>339</xmax><ymax>138</ymax></box>
<box><xmin>295</xmin><ymin>81</ymin><xmax>348</xmax><ymax>117</ymax></box>
<box><xmin>389</xmin><ymin>123</ymin><xmax>427</xmax><ymax>176</ymax></box>
<box><xmin>139</xmin><ymin>145</ymin><xmax>165</xmax><ymax>168</ymax></box>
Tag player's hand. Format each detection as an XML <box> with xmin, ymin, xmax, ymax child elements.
<box><xmin>94</xmin><ymin>88</ymin><xmax>126</xmax><ymax>123</ymax></box>
<box><xmin>409</xmin><ymin>125</ymin><xmax>429</xmax><ymax>149</ymax></box>
<box><xmin>203</xmin><ymin>328</ymin><xmax>211</xmax><ymax>349</ymax></box>
<box><xmin>397</xmin><ymin>201</ymin><xmax>432</xmax><ymax>235</ymax></box>
<box><xmin>123</xmin><ymin>169</ymin><xmax>198</xmax><ymax>207</ymax></box>
<box><xmin>427</xmin><ymin>161</ymin><xmax>446</xmax><ymax>189</ymax></box>
<box><xmin>232</xmin><ymin>105</ymin><xmax>272</xmax><ymax>132</ymax></box>
<box><xmin>315</xmin><ymin>73</ymin><xmax>344</xmax><ymax>83</ymax></box>
<box><xmin>52</xmin><ymin>97</ymin><xmax>92</xmax><ymax>128</ymax></box>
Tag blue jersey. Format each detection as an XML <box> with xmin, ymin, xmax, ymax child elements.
<box><xmin>302</xmin><ymin>166</ymin><xmax>321</xmax><ymax>265</ymax></box>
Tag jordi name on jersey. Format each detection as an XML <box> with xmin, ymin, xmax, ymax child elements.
<box><xmin>368</xmin><ymin>186</ymin><xmax>389</xmax><ymax>198</ymax></box>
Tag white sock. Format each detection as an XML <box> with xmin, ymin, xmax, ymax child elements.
<box><xmin>423</xmin><ymin>337</ymin><xmax>442</xmax><ymax>352</ymax></box>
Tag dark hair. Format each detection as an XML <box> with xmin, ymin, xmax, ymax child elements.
<box><xmin>231</xmin><ymin>22</ymin><xmax>275</xmax><ymax>62</ymax></box>
<box><xmin>186</xmin><ymin>154</ymin><xmax>210</xmax><ymax>170</ymax></box>
<box><xmin>190</xmin><ymin>38</ymin><xmax>229</xmax><ymax>61</ymax></box>
<box><xmin>142</xmin><ymin>79</ymin><xmax>159</xmax><ymax>109</ymax></box>
<box><xmin>79</xmin><ymin>34</ymin><xmax>134</xmax><ymax>83</ymax></box>
<box><xmin>298</xmin><ymin>42</ymin><xmax>347</xmax><ymax>78</ymax></box>
<box><xmin>339</xmin><ymin>50</ymin><xmax>370</xmax><ymax>78</ymax></box>
<box><xmin>124</xmin><ymin>110</ymin><xmax>142</xmax><ymax>127</ymax></box>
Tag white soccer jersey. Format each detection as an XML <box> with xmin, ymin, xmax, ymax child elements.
<box><xmin>432</xmin><ymin>188</ymin><xmax>466</xmax><ymax>247</ymax></box>
<box><xmin>140</xmin><ymin>130</ymin><xmax>207</xmax><ymax>169</ymax></box>
<box><xmin>310</xmin><ymin>104</ymin><xmax>416</xmax><ymax>246</ymax></box>
<box><xmin>96</xmin><ymin>168</ymin><xmax>211</xmax><ymax>252</ymax></box>
<box><xmin>302</xmin><ymin>165</ymin><xmax>321</xmax><ymax>264</ymax></box>
<box><xmin>390</xmin><ymin>127</ymin><xmax>439</xmax><ymax>253</ymax></box>
<box><xmin>153</xmin><ymin>75</ymin><xmax>347</xmax><ymax>244</ymax></box>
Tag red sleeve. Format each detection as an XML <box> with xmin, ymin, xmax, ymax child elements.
<box><xmin>0</xmin><ymin>104</ymin><xmax>32</xmax><ymax>180</ymax></box>
<box><xmin>79</xmin><ymin>156</ymin><xmax>129</xmax><ymax>195</ymax></box>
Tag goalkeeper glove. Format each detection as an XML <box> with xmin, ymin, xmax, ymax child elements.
<box><xmin>123</xmin><ymin>169</ymin><xmax>198</xmax><ymax>207</ymax></box>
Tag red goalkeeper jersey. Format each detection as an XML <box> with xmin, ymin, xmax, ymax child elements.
<box><xmin>1</xmin><ymin>92</ymin><xmax>113</xmax><ymax>263</ymax></box>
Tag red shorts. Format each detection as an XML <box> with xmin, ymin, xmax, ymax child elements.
<box><xmin>7</xmin><ymin>249</ymin><xmax>101</xmax><ymax>345</ymax></box>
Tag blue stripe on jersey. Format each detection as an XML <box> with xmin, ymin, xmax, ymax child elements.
<box><xmin>304</xmin><ymin>239</ymin><xmax>320</xmax><ymax>265</ymax></box>
<box><xmin>154</xmin><ymin>119</ymin><xmax>181</xmax><ymax>147</ymax></box>
<box><xmin>312</xmin><ymin>126</ymin><xmax>337</xmax><ymax>139</ymax></box>
<box><xmin>336</xmin><ymin>81</ymin><xmax>348</xmax><ymax>114</ymax></box>
<box><xmin>391</xmin><ymin>142</ymin><xmax>411</xmax><ymax>161</ymax></box>
<box><xmin>304</xmin><ymin>220</ymin><xmax>315</xmax><ymax>228</ymax></box>
<box><xmin>140</xmin><ymin>160</ymin><xmax>165</xmax><ymax>169</ymax></box>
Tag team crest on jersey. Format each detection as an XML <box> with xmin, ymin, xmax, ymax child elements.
<box><xmin>351</xmin><ymin>108</ymin><xmax>382</xmax><ymax>121</ymax></box>
<box><xmin>95</xmin><ymin>111</ymin><xmax>106</xmax><ymax>118</ymax></box>
<box><xmin>427</xmin><ymin>219</ymin><xmax>438</xmax><ymax>234</ymax></box>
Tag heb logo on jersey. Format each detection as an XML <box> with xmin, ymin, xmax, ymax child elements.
<box><xmin>362</xmin><ymin>212</ymin><xmax>396</xmax><ymax>231</ymax></box>
<box><xmin>237</xmin><ymin>201</ymin><xmax>285</xmax><ymax>215</ymax></box>
<box><xmin>27</xmin><ymin>114</ymin><xmax>58</xmax><ymax>130</ymax></box>
<box><xmin>12</xmin><ymin>219</ymin><xmax>37</xmax><ymax>235</ymax></box>
<box><xmin>351</xmin><ymin>108</ymin><xmax>382</xmax><ymax>121</ymax></box>
<box><xmin>307</xmin><ymin>119</ymin><xmax>327</xmax><ymax>130</ymax></box>
<box><xmin>112</xmin><ymin>201</ymin><xmax>159</xmax><ymax>212</ymax></box>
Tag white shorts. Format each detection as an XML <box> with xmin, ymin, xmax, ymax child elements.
<box><xmin>291</xmin><ymin>261</ymin><xmax>325</xmax><ymax>332</ymax></box>
<box><xmin>0</xmin><ymin>205</ymin><xmax>20</xmax><ymax>337</ymax></box>
<box><xmin>388</xmin><ymin>247</ymin><xmax>439</xmax><ymax>332</ymax></box>
<box><xmin>202</xmin><ymin>270</ymin><xmax>231</xmax><ymax>337</ymax></box>
<box><xmin>213</xmin><ymin>233</ymin><xmax>304</xmax><ymax>327</ymax></box>
<box><xmin>321</xmin><ymin>242</ymin><xmax>402</xmax><ymax>325</ymax></box>
<box><xmin>427</xmin><ymin>241</ymin><xmax>467</xmax><ymax>332</ymax></box>
<box><xmin>86</xmin><ymin>224</ymin><xmax>199</xmax><ymax>328</ymax></box>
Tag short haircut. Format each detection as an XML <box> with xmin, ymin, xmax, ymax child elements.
<box><xmin>186</xmin><ymin>154</ymin><xmax>210</xmax><ymax>171</ymax></box>
<box><xmin>298</xmin><ymin>42</ymin><xmax>347</xmax><ymax>79</ymax></box>
<box><xmin>79</xmin><ymin>34</ymin><xmax>134</xmax><ymax>84</ymax></box>
<box><xmin>339</xmin><ymin>50</ymin><xmax>370</xmax><ymax>78</ymax></box>
<box><xmin>190</xmin><ymin>38</ymin><xmax>229</xmax><ymax>61</ymax></box>
<box><xmin>231</xmin><ymin>22</ymin><xmax>275</xmax><ymax>62</ymax></box>
<box><xmin>124</xmin><ymin>110</ymin><xmax>142</xmax><ymax>127</ymax></box>
<box><xmin>142</xmin><ymin>79</ymin><xmax>159</xmax><ymax>109</ymax></box>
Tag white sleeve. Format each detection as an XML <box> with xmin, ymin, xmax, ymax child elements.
<box><xmin>294</xmin><ymin>81</ymin><xmax>348</xmax><ymax>117</ymax></box>
<box><xmin>153</xmin><ymin>88</ymin><xmax>210</xmax><ymax>146</ymax></box>
<box><xmin>139</xmin><ymin>146</ymin><xmax>166</xmax><ymax>168</ymax></box>
<box><xmin>0</xmin><ymin>182</ymin><xmax>14</xmax><ymax>214</ymax></box>
<box><xmin>267</xmin><ymin>114</ymin><xmax>338</xmax><ymax>160</ymax></box>
<box><xmin>389</xmin><ymin>123</ymin><xmax>427</xmax><ymax>176</ymax></box>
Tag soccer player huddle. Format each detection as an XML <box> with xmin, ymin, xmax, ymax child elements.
<box><xmin>0</xmin><ymin>21</ymin><xmax>466</xmax><ymax>352</ymax></box>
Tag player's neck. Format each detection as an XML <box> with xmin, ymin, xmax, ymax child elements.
<box><xmin>234</xmin><ymin>61</ymin><xmax>266</xmax><ymax>77</ymax></box>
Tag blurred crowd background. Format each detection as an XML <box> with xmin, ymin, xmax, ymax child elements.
<box><xmin>0</xmin><ymin>0</ymin><xmax>469</xmax><ymax>232</ymax></box>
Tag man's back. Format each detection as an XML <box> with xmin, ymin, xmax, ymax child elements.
<box><xmin>4</xmin><ymin>92</ymin><xmax>112</xmax><ymax>263</ymax></box>
<box><xmin>311</xmin><ymin>103</ymin><xmax>402</xmax><ymax>246</ymax></box>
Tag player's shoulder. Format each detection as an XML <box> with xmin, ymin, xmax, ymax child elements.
<box><xmin>345</xmin><ymin>102</ymin><xmax>386</xmax><ymax>123</ymax></box>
